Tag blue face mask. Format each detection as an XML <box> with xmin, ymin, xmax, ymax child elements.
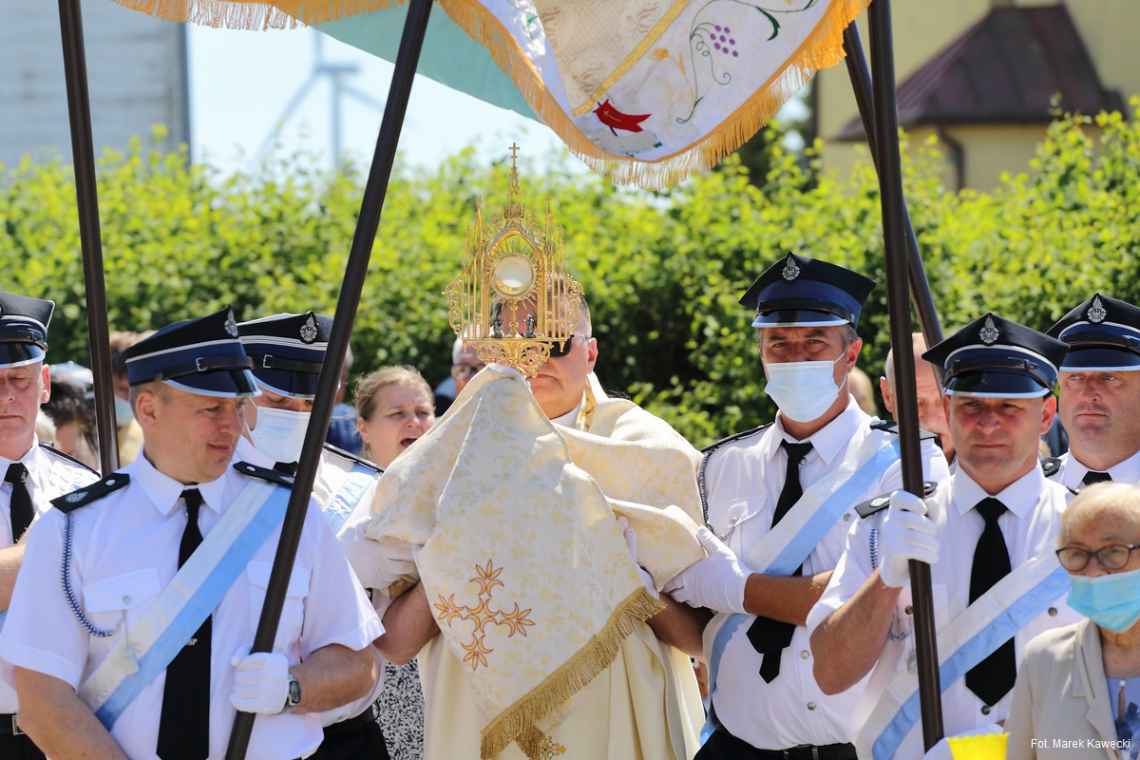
<box><xmin>1067</xmin><ymin>566</ymin><xmax>1140</xmax><ymax>633</ymax></box>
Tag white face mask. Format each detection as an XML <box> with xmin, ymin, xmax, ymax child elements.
<box><xmin>763</xmin><ymin>355</ymin><xmax>846</xmax><ymax>423</ymax></box>
<box><xmin>114</xmin><ymin>396</ymin><xmax>134</xmax><ymax>426</ymax></box>
<box><xmin>249</xmin><ymin>406</ymin><xmax>311</xmax><ymax>464</ymax></box>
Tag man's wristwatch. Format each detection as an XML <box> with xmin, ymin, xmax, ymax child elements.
<box><xmin>284</xmin><ymin>675</ymin><xmax>302</xmax><ymax>711</ymax></box>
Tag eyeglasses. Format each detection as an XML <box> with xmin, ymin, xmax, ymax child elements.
<box><xmin>1055</xmin><ymin>543</ymin><xmax>1140</xmax><ymax>572</ymax></box>
<box><xmin>452</xmin><ymin>362</ymin><xmax>485</xmax><ymax>379</ymax></box>
<box><xmin>548</xmin><ymin>335</ymin><xmax>578</xmax><ymax>358</ymax></box>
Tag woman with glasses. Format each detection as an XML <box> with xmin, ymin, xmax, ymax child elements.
<box><xmin>1007</xmin><ymin>483</ymin><xmax>1140</xmax><ymax>759</ymax></box>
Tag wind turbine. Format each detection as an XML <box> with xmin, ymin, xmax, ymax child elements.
<box><xmin>256</xmin><ymin>29</ymin><xmax>385</xmax><ymax>167</ymax></box>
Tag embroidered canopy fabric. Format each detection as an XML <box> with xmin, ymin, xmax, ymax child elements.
<box><xmin>356</xmin><ymin>366</ymin><xmax>705</xmax><ymax>757</ymax></box>
<box><xmin>116</xmin><ymin>0</ymin><xmax>869</xmax><ymax>188</ymax></box>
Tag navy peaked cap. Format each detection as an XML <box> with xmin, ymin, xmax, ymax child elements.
<box><xmin>123</xmin><ymin>307</ymin><xmax>257</xmax><ymax>397</ymax></box>
<box><xmin>238</xmin><ymin>312</ymin><xmax>332</xmax><ymax>399</ymax></box>
<box><xmin>739</xmin><ymin>253</ymin><xmax>875</xmax><ymax>329</ymax></box>
<box><xmin>923</xmin><ymin>313</ymin><xmax>1068</xmax><ymax>398</ymax></box>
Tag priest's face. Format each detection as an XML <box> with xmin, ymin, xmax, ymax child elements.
<box><xmin>529</xmin><ymin>319</ymin><xmax>598</xmax><ymax>420</ymax></box>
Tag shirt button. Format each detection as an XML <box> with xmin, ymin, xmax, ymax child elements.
<box><xmin>122</xmin><ymin>595</ymin><xmax>131</xmax><ymax>605</ymax></box>
<box><xmin>1048</xmin><ymin>607</ymin><xmax>1058</xmax><ymax>617</ymax></box>
<box><xmin>800</xmin><ymin>649</ymin><xmax>810</xmax><ymax>660</ymax></box>
<box><xmin>904</xmin><ymin>605</ymin><xmax>913</xmax><ymax>616</ymax></box>
<box><xmin>807</xmin><ymin>702</ymin><xmax>817</xmax><ymax>711</ymax></box>
<box><xmin>843</xmin><ymin>513</ymin><xmax>852</xmax><ymax>522</ymax></box>
<box><xmin>981</xmin><ymin>705</ymin><xmax>991</xmax><ymax>716</ymax></box>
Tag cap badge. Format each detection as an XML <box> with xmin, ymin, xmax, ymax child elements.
<box><xmin>979</xmin><ymin>316</ymin><xmax>1000</xmax><ymax>345</ymax></box>
<box><xmin>299</xmin><ymin>314</ymin><xmax>319</xmax><ymax>344</ymax></box>
<box><xmin>1087</xmin><ymin>296</ymin><xmax>1107</xmax><ymax>324</ymax></box>
<box><xmin>781</xmin><ymin>256</ymin><xmax>801</xmax><ymax>282</ymax></box>
<box><xmin>224</xmin><ymin>313</ymin><xmax>239</xmax><ymax>338</ymax></box>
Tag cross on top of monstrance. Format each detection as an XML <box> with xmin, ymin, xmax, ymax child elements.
<box><xmin>444</xmin><ymin>145</ymin><xmax>583</xmax><ymax>377</ymax></box>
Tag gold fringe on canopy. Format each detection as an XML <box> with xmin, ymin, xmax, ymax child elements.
<box><xmin>111</xmin><ymin>0</ymin><xmax>396</xmax><ymax>28</ymax></box>
<box><xmin>437</xmin><ymin>0</ymin><xmax>870</xmax><ymax>189</ymax></box>
<box><xmin>481</xmin><ymin>586</ymin><xmax>665</xmax><ymax>760</ymax></box>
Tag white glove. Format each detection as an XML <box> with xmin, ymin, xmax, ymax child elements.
<box><xmin>879</xmin><ymin>489</ymin><xmax>939</xmax><ymax>589</ymax></box>
<box><xmin>229</xmin><ymin>651</ymin><xmax>291</xmax><ymax>715</ymax></box>
<box><xmin>618</xmin><ymin>517</ymin><xmax>658</xmax><ymax>599</ymax></box>
<box><xmin>662</xmin><ymin>527</ymin><xmax>749</xmax><ymax>614</ymax></box>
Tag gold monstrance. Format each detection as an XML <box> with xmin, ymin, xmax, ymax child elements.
<box><xmin>446</xmin><ymin>145</ymin><xmax>584</xmax><ymax>377</ymax></box>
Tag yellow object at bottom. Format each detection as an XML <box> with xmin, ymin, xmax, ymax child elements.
<box><xmin>949</xmin><ymin>733</ymin><xmax>1008</xmax><ymax>760</ymax></box>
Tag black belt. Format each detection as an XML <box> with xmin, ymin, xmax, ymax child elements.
<box><xmin>322</xmin><ymin>703</ymin><xmax>379</xmax><ymax>739</ymax></box>
<box><xmin>701</xmin><ymin>727</ymin><xmax>856</xmax><ymax>760</ymax></box>
<box><xmin>0</xmin><ymin>714</ymin><xmax>23</xmax><ymax>736</ymax></box>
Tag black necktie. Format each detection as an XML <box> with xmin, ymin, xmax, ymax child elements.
<box><xmin>4</xmin><ymin>463</ymin><xmax>33</xmax><ymax>543</ymax></box>
<box><xmin>965</xmin><ymin>497</ymin><xmax>1016</xmax><ymax>706</ymax></box>
<box><xmin>157</xmin><ymin>489</ymin><xmax>211</xmax><ymax>760</ymax></box>
<box><xmin>1082</xmin><ymin>470</ymin><xmax>1112</xmax><ymax>488</ymax></box>
<box><xmin>747</xmin><ymin>440</ymin><xmax>813</xmax><ymax>683</ymax></box>
<box><xmin>273</xmin><ymin>461</ymin><xmax>298</xmax><ymax>476</ymax></box>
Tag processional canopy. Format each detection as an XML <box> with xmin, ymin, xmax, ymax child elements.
<box><xmin>446</xmin><ymin>145</ymin><xmax>583</xmax><ymax>377</ymax></box>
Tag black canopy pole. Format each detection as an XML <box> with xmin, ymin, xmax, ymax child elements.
<box><xmin>57</xmin><ymin>0</ymin><xmax>118</xmax><ymax>473</ymax></box>
<box><xmin>223</xmin><ymin>0</ymin><xmax>434</xmax><ymax>757</ymax></box>
<box><xmin>866</xmin><ymin>0</ymin><xmax>945</xmax><ymax>749</ymax></box>
<box><xmin>841</xmin><ymin>23</ymin><xmax>943</xmax><ymax>354</ymax></box>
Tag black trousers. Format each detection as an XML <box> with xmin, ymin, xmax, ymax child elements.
<box><xmin>308</xmin><ymin>708</ymin><xmax>390</xmax><ymax>760</ymax></box>
<box><xmin>696</xmin><ymin>727</ymin><xmax>856</xmax><ymax>760</ymax></box>
<box><xmin>0</xmin><ymin>733</ymin><xmax>46</xmax><ymax>760</ymax></box>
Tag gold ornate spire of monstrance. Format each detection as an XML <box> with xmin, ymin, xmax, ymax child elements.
<box><xmin>446</xmin><ymin>144</ymin><xmax>583</xmax><ymax>377</ymax></box>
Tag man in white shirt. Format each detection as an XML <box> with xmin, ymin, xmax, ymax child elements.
<box><xmin>1045</xmin><ymin>294</ymin><xmax>1140</xmax><ymax>491</ymax></box>
<box><xmin>809</xmin><ymin>313</ymin><xmax>1081</xmax><ymax>759</ymax></box>
<box><xmin>237</xmin><ymin>311</ymin><xmax>389</xmax><ymax>759</ymax></box>
<box><xmin>0</xmin><ymin>308</ymin><xmax>382</xmax><ymax>760</ymax></box>
<box><xmin>0</xmin><ymin>289</ymin><xmax>99</xmax><ymax>759</ymax></box>
<box><xmin>663</xmin><ymin>253</ymin><xmax>948</xmax><ymax>759</ymax></box>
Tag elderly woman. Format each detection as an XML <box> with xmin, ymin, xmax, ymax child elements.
<box><xmin>1007</xmin><ymin>483</ymin><xmax>1140</xmax><ymax>759</ymax></box>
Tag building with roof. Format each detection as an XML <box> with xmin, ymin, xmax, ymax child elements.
<box><xmin>815</xmin><ymin>0</ymin><xmax>1136</xmax><ymax>190</ymax></box>
<box><xmin>1</xmin><ymin>2</ymin><xmax>189</xmax><ymax>169</ymax></box>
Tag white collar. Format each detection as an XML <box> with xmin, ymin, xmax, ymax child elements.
<box><xmin>127</xmin><ymin>452</ymin><xmax>228</xmax><ymax>516</ymax></box>
<box><xmin>951</xmin><ymin>463</ymin><xmax>1044</xmax><ymax>520</ymax></box>
<box><xmin>0</xmin><ymin>437</ymin><xmax>45</xmax><ymax>490</ymax></box>
<box><xmin>551</xmin><ymin>400</ymin><xmax>583</xmax><ymax>428</ymax></box>
<box><xmin>769</xmin><ymin>395</ymin><xmax>864</xmax><ymax>466</ymax></box>
<box><xmin>1062</xmin><ymin>447</ymin><xmax>1140</xmax><ymax>488</ymax></box>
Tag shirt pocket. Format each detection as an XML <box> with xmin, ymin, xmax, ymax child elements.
<box><xmin>83</xmin><ymin>568</ymin><xmax>162</xmax><ymax>637</ymax></box>
<box><xmin>246</xmin><ymin>561</ymin><xmax>311</xmax><ymax>652</ymax></box>
<box><xmin>709</xmin><ymin>499</ymin><xmax>766</xmax><ymax>562</ymax></box>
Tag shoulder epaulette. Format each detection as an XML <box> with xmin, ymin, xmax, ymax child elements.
<box><xmin>698</xmin><ymin>423</ymin><xmax>773</xmax><ymax>523</ymax></box>
<box><xmin>322</xmin><ymin>443</ymin><xmax>383</xmax><ymax>475</ymax></box>
<box><xmin>234</xmin><ymin>461</ymin><xmax>294</xmax><ymax>487</ymax></box>
<box><xmin>52</xmin><ymin>473</ymin><xmax>130</xmax><ymax>514</ymax></box>
<box><xmin>39</xmin><ymin>442</ymin><xmax>100</xmax><ymax>475</ymax></box>
<box><xmin>854</xmin><ymin>481</ymin><xmax>939</xmax><ymax>519</ymax></box>
<box><xmin>1040</xmin><ymin>457</ymin><xmax>1062</xmax><ymax>478</ymax></box>
<box><xmin>869</xmin><ymin>419</ymin><xmax>938</xmax><ymax>442</ymax></box>
<box><xmin>700</xmin><ymin>423</ymin><xmax>773</xmax><ymax>457</ymax></box>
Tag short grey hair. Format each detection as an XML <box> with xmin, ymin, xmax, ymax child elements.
<box><xmin>1060</xmin><ymin>483</ymin><xmax>1140</xmax><ymax>547</ymax></box>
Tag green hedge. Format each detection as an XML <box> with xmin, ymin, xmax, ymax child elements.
<box><xmin>3</xmin><ymin>104</ymin><xmax>1138</xmax><ymax>448</ymax></box>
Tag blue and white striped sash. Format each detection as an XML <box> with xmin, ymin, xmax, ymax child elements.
<box><xmin>79</xmin><ymin>480</ymin><xmax>288</xmax><ymax>729</ymax></box>
<box><xmin>856</xmin><ymin>554</ymin><xmax>1071</xmax><ymax>759</ymax></box>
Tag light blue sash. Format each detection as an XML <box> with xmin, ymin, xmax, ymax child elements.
<box><xmin>322</xmin><ymin>464</ymin><xmax>377</xmax><ymax>535</ymax></box>
<box><xmin>88</xmin><ymin>483</ymin><xmax>289</xmax><ymax>729</ymax></box>
<box><xmin>869</xmin><ymin>564</ymin><xmax>1071</xmax><ymax>759</ymax></box>
<box><xmin>703</xmin><ymin>439</ymin><xmax>902</xmax><ymax>738</ymax></box>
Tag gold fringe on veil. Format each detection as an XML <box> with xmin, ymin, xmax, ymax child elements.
<box><xmin>482</xmin><ymin>587</ymin><xmax>665</xmax><ymax>760</ymax></box>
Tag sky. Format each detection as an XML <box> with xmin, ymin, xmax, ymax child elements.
<box><xmin>188</xmin><ymin>24</ymin><xmax>566</xmax><ymax>176</ymax></box>
<box><xmin>187</xmin><ymin>23</ymin><xmax>808</xmax><ymax>178</ymax></box>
